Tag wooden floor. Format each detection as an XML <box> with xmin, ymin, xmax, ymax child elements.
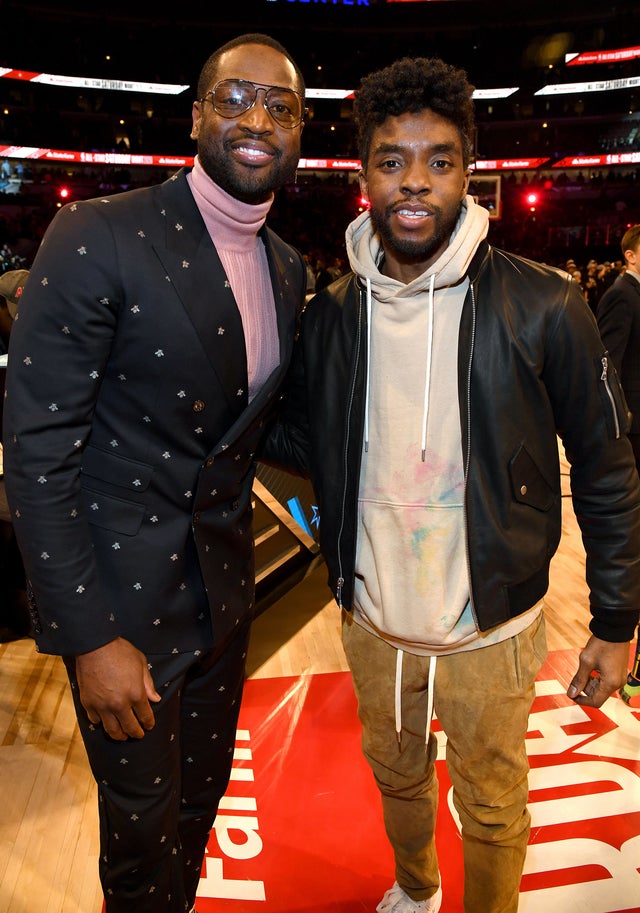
<box><xmin>0</xmin><ymin>446</ymin><xmax>608</xmax><ymax>913</ymax></box>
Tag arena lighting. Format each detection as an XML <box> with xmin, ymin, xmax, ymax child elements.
<box><xmin>266</xmin><ymin>0</ymin><xmax>372</xmax><ymax>4</ymax></box>
<box><xmin>536</xmin><ymin>75</ymin><xmax>640</xmax><ymax>96</ymax></box>
<box><xmin>473</xmin><ymin>158</ymin><xmax>551</xmax><ymax>170</ymax></box>
<box><xmin>1</xmin><ymin>147</ymin><xmax>638</xmax><ymax>172</ymax></box>
<box><xmin>0</xmin><ymin>68</ymin><xmax>517</xmax><ymax>101</ymax></box>
<box><xmin>565</xmin><ymin>46</ymin><xmax>640</xmax><ymax>66</ymax></box>
<box><xmin>0</xmin><ymin>146</ymin><xmax>366</xmax><ymax>170</ymax></box>
<box><xmin>306</xmin><ymin>89</ymin><xmax>355</xmax><ymax>99</ymax></box>
<box><xmin>552</xmin><ymin>152</ymin><xmax>640</xmax><ymax>168</ymax></box>
<box><xmin>473</xmin><ymin>88</ymin><xmax>518</xmax><ymax>99</ymax></box>
<box><xmin>299</xmin><ymin>157</ymin><xmax>361</xmax><ymax>170</ymax></box>
<box><xmin>0</xmin><ymin>67</ymin><xmax>189</xmax><ymax>95</ymax></box>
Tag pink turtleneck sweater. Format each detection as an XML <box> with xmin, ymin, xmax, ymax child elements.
<box><xmin>187</xmin><ymin>157</ymin><xmax>280</xmax><ymax>401</ymax></box>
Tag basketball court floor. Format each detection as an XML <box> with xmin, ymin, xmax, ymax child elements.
<box><xmin>1</xmin><ymin>456</ymin><xmax>639</xmax><ymax>913</ymax></box>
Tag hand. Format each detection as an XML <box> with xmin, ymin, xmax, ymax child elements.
<box><xmin>567</xmin><ymin>635</ymin><xmax>630</xmax><ymax>708</ymax></box>
<box><xmin>75</xmin><ymin>637</ymin><xmax>162</xmax><ymax>740</ymax></box>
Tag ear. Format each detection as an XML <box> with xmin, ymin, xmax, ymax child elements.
<box><xmin>461</xmin><ymin>168</ymin><xmax>471</xmax><ymax>200</ymax></box>
<box><xmin>190</xmin><ymin>100</ymin><xmax>202</xmax><ymax>141</ymax></box>
<box><xmin>358</xmin><ymin>169</ymin><xmax>369</xmax><ymax>204</ymax></box>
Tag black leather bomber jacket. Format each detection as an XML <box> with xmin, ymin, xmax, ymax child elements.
<box><xmin>263</xmin><ymin>240</ymin><xmax>640</xmax><ymax>642</ymax></box>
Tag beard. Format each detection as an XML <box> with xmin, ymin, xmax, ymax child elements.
<box><xmin>197</xmin><ymin>135</ymin><xmax>299</xmax><ymax>205</ymax></box>
<box><xmin>370</xmin><ymin>199</ymin><xmax>463</xmax><ymax>264</ymax></box>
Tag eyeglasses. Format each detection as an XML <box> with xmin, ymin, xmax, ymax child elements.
<box><xmin>200</xmin><ymin>79</ymin><xmax>306</xmax><ymax>129</ymax></box>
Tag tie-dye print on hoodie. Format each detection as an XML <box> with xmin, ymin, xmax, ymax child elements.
<box><xmin>346</xmin><ymin>195</ymin><xmax>511</xmax><ymax>655</ymax></box>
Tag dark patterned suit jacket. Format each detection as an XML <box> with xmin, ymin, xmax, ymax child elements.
<box><xmin>597</xmin><ymin>270</ymin><xmax>640</xmax><ymax>434</ymax></box>
<box><xmin>3</xmin><ymin>168</ymin><xmax>305</xmax><ymax>656</ymax></box>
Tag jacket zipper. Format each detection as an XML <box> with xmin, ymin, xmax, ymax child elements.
<box><xmin>600</xmin><ymin>355</ymin><xmax>621</xmax><ymax>439</ymax></box>
<box><xmin>463</xmin><ymin>280</ymin><xmax>479</xmax><ymax>626</ymax></box>
<box><xmin>336</xmin><ymin>285</ymin><xmax>365</xmax><ymax>608</ymax></box>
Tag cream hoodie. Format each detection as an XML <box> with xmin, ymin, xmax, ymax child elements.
<box><xmin>348</xmin><ymin>196</ymin><xmax>541</xmax><ymax>658</ymax></box>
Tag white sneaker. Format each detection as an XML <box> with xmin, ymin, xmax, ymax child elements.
<box><xmin>376</xmin><ymin>880</ymin><xmax>443</xmax><ymax>913</ymax></box>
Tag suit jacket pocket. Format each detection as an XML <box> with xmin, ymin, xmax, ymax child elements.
<box><xmin>81</xmin><ymin>485</ymin><xmax>146</xmax><ymax>535</ymax></box>
<box><xmin>81</xmin><ymin>445</ymin><xmax>154</xmax><ymax>491</ymax></box>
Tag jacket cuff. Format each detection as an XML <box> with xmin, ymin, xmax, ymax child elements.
<box><xmin>589</xmin><ymin>609</ymin><xmax>640</xmax><ymax>643</ymax></box>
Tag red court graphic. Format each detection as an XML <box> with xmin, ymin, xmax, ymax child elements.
<box><xmin>195</xmin><ymin>652</ymin><xmax>640</xmax><ymax>913</ymax></box>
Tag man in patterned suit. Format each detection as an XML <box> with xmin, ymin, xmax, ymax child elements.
<box><xmin>2</xmin><ymin>33</ymin><xmax>306</xmax><ymax>913</ymax></box>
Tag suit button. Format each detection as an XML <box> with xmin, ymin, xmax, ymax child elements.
<box><xmin>520</xmin><ymin>484</ymin><xmax>527</xmax><ymax>495</ymax></box>
<box><xmin>232</xmin><ymin>500</ymin><xmax>240</xmax><ymax>510</ymax></box>
<box><xmin>206</xmin><ymin>457</ymin><xmax>214</xmax><ymax>468</ymax></box>
<box><xmin>193</xmin><ymin>511</ymin><xmax>200</xmax><ymax>522</ymax></box>
<box><xmin>192</xmin><ymin>400</ymin><xmax>205</xmax><ymax>413</ymax></box>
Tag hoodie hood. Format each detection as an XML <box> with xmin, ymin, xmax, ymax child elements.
<box><xmin>350</xmin><ymin>195</ymin><xmax>490</xmax><ymax>461</ymax></box>
<box><xmin>346</xmin><ymin>195</ymin><xmax>489</xmax><ymax>299</ymax></box>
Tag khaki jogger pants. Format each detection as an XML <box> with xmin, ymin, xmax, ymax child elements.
<box><xmin>342</xmin><ymin>611</ymin><xmax>548</xmax><ymax>913</ymax></box>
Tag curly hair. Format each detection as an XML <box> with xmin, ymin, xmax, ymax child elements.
<box><xmin>196</xmin><ymin>33</ymin><xmax>305</xmax><ymax>102</ymax></box>
<box><xmin>354</xmin><ymin>57</ymin><xmax>475</xmax><ymax>170</ymax></box>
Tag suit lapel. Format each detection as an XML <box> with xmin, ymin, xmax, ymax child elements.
<box><xmin>214</xmin><ymin>227</ymin><xmax>302</xmax><ymax>448</ymax></box>
<box><xmin>149</xmin><ymin>170</ymin><xmax>301</xmax><ymax>436</ymax></box>
<box><xmin>263</xmin><ymin>224</ymin><xmax>299</xmax><ymax>378</ymax></box>
<box><xmin>152</xmin><ymin>171</ymin><xmax>248</xmax><ymax>415</ymax></box>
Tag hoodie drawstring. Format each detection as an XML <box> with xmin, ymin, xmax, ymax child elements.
<box><xmin>364</xmin><ymin>273</ymin><xmax>435</xmax><ymax>463</ymax></box>
<box><xmin>364</xmin><ymin>276</ymin><xmax>372</xmax><ymax>453</ymax></box>
<box><xmin>420</xmin><ymin>273</ymin><xmax>435</xmax><ymax>462</ymax></box>
<box><xmin>394</xmin><ymin>649</ymin><xmax>437</xmax><ymax>749</ymax></box>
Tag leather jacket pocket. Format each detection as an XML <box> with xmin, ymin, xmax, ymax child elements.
<box><xmin>598</xmin><ymin>353</ymin><xmax>632</xmax><ymax>439</ymax></box>
<box><xmin>509</xmin><ymin>444</ymin><xmax>554</xmax><ymax>511</ymax></box>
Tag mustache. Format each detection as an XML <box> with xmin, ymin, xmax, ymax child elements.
<box><xmin>230</xmin><ymin>131</ymin><xmax>280</xmax><ymax>156</ymax></box>
<box><xmin>388</xmin><ymin>199</ymin><xmax>439</xmax><ymax>217</ymax></box>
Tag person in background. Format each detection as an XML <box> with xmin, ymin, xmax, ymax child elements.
<box><xmin>303</xmin><ymin>250</ymin><xmax>317</xmax><ymax>296</ymax></box>
<box><xmin>0</xmin><ymin>268</ymin><xmax>30</xmax><ymax>642</ymax></box>
<box><xmin>313</xmin><ymin>254</ymin><xmax>332</xmax><ymax>291</ymax></box>
<box><xmin>3</xmin><ymin>32</ymin><xmax>306</xmax><ymax>913</ymax></box>
<box><xmin>596</xmin><ymin>223</ymin><xmax>640</xmax><ymax>708</ymax></box>
<box><xmin>619</xmin><ymin>640</ymin><xmax>640</xmax><ymax>706</ymax></box>
<box><xmin>0</xmin><ymin>268</ymin><xmax>29</xmax><ymax>355</ymax></box>
<box><xmin>315</xmin><ymin>253</ymin><xmax>346</xmax><ymax>291</ymax></box>
<box><xmin>263</xmin><ymin>56</ymin><xmax>640</xmax><ymax>913</ymax></box>
<box><xmin>582</xmin><ymin>260</ymin><xmax>601</xmax><ymax>314</ymax></box>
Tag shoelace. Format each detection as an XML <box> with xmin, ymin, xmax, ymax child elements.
<box><xmin>376</xmin><ymin>881</ymin><xmax>406</xmax><ymax>913</ymax></box>
<box><xmin>376</xmin><ymin>880</ymin><xmax>442</xmax><ymax>913</ymax></box>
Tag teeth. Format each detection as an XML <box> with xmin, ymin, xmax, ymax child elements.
<box><xmin>237</xmin><ymin>147</ymin><xmax>266</xmax><ymax>157</ymax></box>
<box><xmin>398</xmin><ymin>209</ymin><xmax>429</xmax><ymax>217</ymax></box>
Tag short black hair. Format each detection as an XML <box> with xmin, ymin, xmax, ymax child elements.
<box><xmin>196</xmin><ymin>33</ymin><xmax>305</xmax><ymax>102</ymax></box>
<box><xmin>354</xmin><ymin>56</ymin><xmax>476</xmax><ymax>170</ymax></box>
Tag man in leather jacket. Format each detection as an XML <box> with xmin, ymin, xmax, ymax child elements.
<box><xmin>263</xmin><ymin>56</ymin><xmax>640</xmax><ymax>913</ymax></box>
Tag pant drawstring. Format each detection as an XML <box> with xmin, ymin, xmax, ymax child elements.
<box><xmin>426</xmin><ymin>655</ymin><xmax>437</xmax><ymax>747</ymax></box>
<box><xmin>394</xmin><ymin>649</ymin><xmax>403</xmax><ymax>746</ymax></box>
<box><xmin>394</xmin><ymin>650</ymin><xmax>437</xmax><ymax>749</ymax></box>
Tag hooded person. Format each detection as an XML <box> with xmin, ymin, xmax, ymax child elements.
<box><xmin>262</xmin><ymin>55</ymin><xmax>640</xmax><ymax>913</ymax></box>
